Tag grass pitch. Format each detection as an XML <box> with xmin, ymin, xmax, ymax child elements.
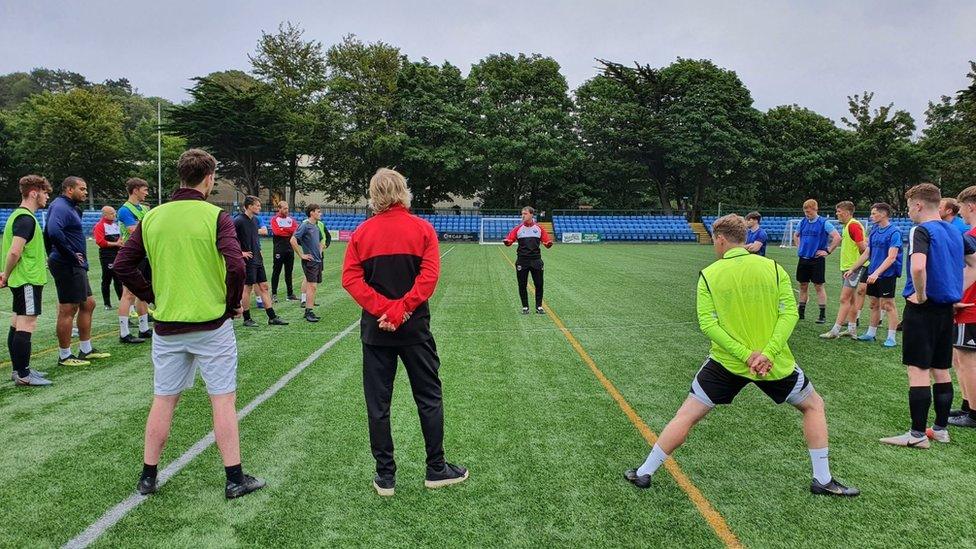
<box><xmin>1</xmin><ymin>241</ymin><xmax>974</xmax><ymax>548</ymax></box>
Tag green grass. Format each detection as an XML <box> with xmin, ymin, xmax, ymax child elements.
<box><xmin>2</xmin><ymin>241</ymin><xmax>975</xmax><ymax>548</ymax></box>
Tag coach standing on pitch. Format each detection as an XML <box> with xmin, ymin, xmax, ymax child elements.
<box><xmin>270</xmin><ymin>200</ymin><xmax>299</xmax><ymax>302</ymax></box>
<box><xmin>115</xmin><ymin>149</ymin><xmax>265</xmax><ymax>499</ymax></box>
<box><xmin>342</xmin><ymin>168</ymin><xmax>467</xmax><ymax>497</ymax></box>
<box><xmin>503</xmin><ymin>206</ymin><xmax>553</xmax><ymax>314</ymax></box>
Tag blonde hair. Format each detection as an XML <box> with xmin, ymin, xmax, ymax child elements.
<box><xmin>369</xmin><ymin>168</ymin><xmax>412</xmax><ymax>212</ymax></box>
<box><xmin>711</xmin><ymin>214</ymin><xmax>747</xmax><ymax>244</ymax></box>
<box><xmin>803</xmin><ymin>199</ymin><xmax>818</xmax><ymax>209</ymax></box>
<box><xmin>958</xmin><ymin>186</ymin><xmax>976</xmax><ymax>205</ymax></box>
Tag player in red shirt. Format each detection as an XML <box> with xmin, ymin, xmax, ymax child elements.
<box><xmin>92</xmin><ymin>206</ymin><xmax>124</xmax><ymax>309</ymax></box>
<box><xmin>270</xmin><ymin>200</ymin><xmax>299</xmax><ymax>302</ymax></box>
<box><xmin>949</xmin><ymin>186</ymin><xmax>976</xmax><ymax>429</ymax></box>
<box><xmin>503</xmin><ymin>207</ymin><xmax>553</xmax><ymax>314</ymax></box>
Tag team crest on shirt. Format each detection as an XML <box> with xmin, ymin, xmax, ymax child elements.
<box><xmin>516</xmin><ymin>265</ymin><xmax>522</xmax><ymax>271</ymax></box>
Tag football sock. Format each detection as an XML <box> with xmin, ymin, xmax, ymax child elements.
<box><xmin>847</xmin><ymin>322</ymin><xmax>857</xmax><ymax>332</ymax></box>
<box><xmin>59</xmin><ymin>348</ymin><xmax>72</xmax><ymax>360</ymax></box>
<box><xmin>79</xmin><ymin>340</ymin><xmax>92</xmax><ymax>354</ymax></box>
<box><xmin>225</xmin><ymin>463</ymin><xmax>245</xmax><ymax>484</ymax></box>
<box><xmin>636</xmin><ymin>444</ymin><xmax>668</xmax><ymax>477</ymax></box>
<box><xmin>887</xmin><ymin>329</ymin><xmax>897</xmax><ymax>341</ymax></box>
<box><xmin>141</xmin><ymin>463</ymin><xmax>158</xmax><ymax>481</ymax></box>
<box><xmin>139</xmin><ymin>314</ymin><xmax>150</xmax><ymax>333</ymax></box>
<box><xmin>11</xmin><ymin>330</ymin><xmax>31</xmax><ymax>378</ymax></box>
<box><xmin>119</xmin><ymin>316</ymin><xmax>131</xmax><ymax>337</ymax></box>
<box><xmin>909</xmin><ymin>386</ymin><xmax>931</xmax><ymax>436</ymax></box>
<box><xmin>865</xmin><ymin>326</ymin><xmax>878</xmax><ymax>337</ymax></box>
<box><xmin>265</xmin><ymin>307</ymin><xmax>276</xmax><ymax>319</ymax></box>
<box><xmin>243</xmin><ymin>309</ymin><xmax>252</xmax><ymax>321</ymax></box>
<box><xmin>933</xmin><ymin>382</ymin><xmax>953</xmax><ymax>429</ymax></box>
<box><xmin>809</xmin><ymin>447</ymin><xmax>831</xmax><ymax>484</ymax></box>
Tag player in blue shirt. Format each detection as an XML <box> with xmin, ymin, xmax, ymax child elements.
<box><xmin>744</xmin><ymin>211</ymin><xmax>768</xmax><ymax>256</ymax></box>
<box><xmin>940</xmin><ymin>197</ymin><xmax>971</xmax><ymax>234</ymax></box>
<box><xmin>844</xmin><ymin>203</ymin><xmax>902</xmax><ymax>347</ymax></box>
<box><xmin>881</xmin><ymin>184</ymin><xmax>976</xmax><ymax>449</ymax></box>
<box><xmin>793</xmin><ymin>199</ymin><xmax>841</xmax><ymax>323</ymax></box>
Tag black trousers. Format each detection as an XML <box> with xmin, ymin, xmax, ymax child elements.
<box><xmin>516</xmin><ymin>260</ymin><xmax>544</xmax><ymax>308</ymax></box>
<box><xmin>98</xmin><ymin>253</ymin><xmax>123</xmax><ymax>307</ymax></box>
<box><xmin>362</xmin><ymin>337</ymin><xmax>445</xmax><ymax>477</ymax></box>
<box><xmin>271</xmin><ymin>248</ymin><xmax>295</xmax><ymax>296</ymax></box>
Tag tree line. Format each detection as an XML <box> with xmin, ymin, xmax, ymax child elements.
<box><xmin>1</xmin><ymin>22</ymin><xmax>974</xmax><ymax>218</ymax></box>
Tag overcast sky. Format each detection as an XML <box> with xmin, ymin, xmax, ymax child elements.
<box><xmin>1</xmin><ymin>0</ymin><xmax>973</xmax><ymax>127</ymax></box>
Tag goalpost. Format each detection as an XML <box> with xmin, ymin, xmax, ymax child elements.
<box><xmin>779</xmin><ymin>219</ymin><xmax>802</xmax><ymax>248</ymax></box>
<box><xmin>479</xmin><ymin>217</ymin><xmax>521</xmax><ymax>245</ymax></box>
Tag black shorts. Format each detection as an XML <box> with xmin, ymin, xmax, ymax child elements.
<box><xmin>796</xmin><ymin>257</ymin><xmax>826</xmax><ymax>284</ymax></box>
<box><xmin>49</xmin><ymin>261</ymin><xmax>92</xmax><ymax>304</ymax></box>
<box><xmin>953</xmin><ymin>323</ymin><xmax>976</xmax><ymax>352</ymax></box>
<box><xmin>245</xmin><ymin>260</ymin><xmax>268</xmax><ymax>285</ymax></box>
<box><xmin>10</xmin><ymin>284</ymin><xmax>43</xmax><ymax>316</ymax></box>
<box><xmin>866</xmin><ymin>276</ymin><xmax>898</xmax><ymax>299</ymax></box>
<box><xmin>689</xmin><ymin>358</ymin><xmax>813</xmax><ymax>406</ymax></box>
<box><xmin>302</xmin><ymin>260</ymin><xmax>323</xmax><ymax>284</ymax></box>
<box><xmin>902</xmin><ymin>301</ymin><xmax>954</xmax><ymax>369</ymax></box>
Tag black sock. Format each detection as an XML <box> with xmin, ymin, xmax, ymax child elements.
<box><xmin>305</xmin><ymin>308</ymin><xmax>313</xmax><ymax>315</ymax></box>
<box><xmin>818</xmin><ymin>305</ymin><xmax>826</xmax><ymax>319</ymax></box>
<box><xmin>141</xmin><ymin>463</ymin><xmax>158</xmax><ymax>481</ymax></box>
<box><xmin>933</xmin><ymin>382</ymin><xmax>953</xmax><ymax>429</ymax></box>
<box><xmin>798</xmin><ymin>303</ymin><xmax>806</xmax><ymax>318</ymax></box>
<box><xmin>265</xmin><ymin>307</ymin><xmax>276</xmax><ymax>319</ymax></box>
<box><xmin>10</xmin><ymin>331</ymin><xmax>32</xmax><ymax>378</ymax></box>
<box><xmin>225</xmin><ymin>463</ymin><xmax>245</xmax><ymax>484</ymax></box>
<box><xmin>909</xmin><ymin>386</ymin><xmax>932</xmax><ymax>435</ymax></box>
<box><xmin>962</xmin><ymin>399</ymin><xmax>971</xmax><ymax>413</ymax></box>
<box><xmin>243</xmin><ymin>309</ymin><xmax>251</xmax><ymax>321</ymax></box>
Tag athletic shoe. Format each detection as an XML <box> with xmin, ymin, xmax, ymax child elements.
<box><xmin>304</xmin><ymin>312</ymin><xmax>320</xmax><ymax>323</ymax></box>
<box><xmin>14</xmin><ymin>371</ymin><xmax>52</xmax><ymax>386</ymax></box>
<box><xmin>624</xmin><ymin>468</ymin><xmax>651</xmax><ymax>489</ymax></box>
<box><xmin>857</xmin><ymin>333</ymin><xmax>876</xmax><ymax>342</ymax></box>
<box><xmin>103</xmin><ymin>304</ymin><xmax>113</xmax><ymax>311</ymax></box>
<box><xmin>137</xmin><ymin>476</ymin><xmax>158</xmax><ymax>496</ymax></box>
<box><xmin>287</xmin><ymin>295</ymin><xmax>299</xmax><ymax>301</ymax></box>
<box><xmin>810</xmin><ymin>478</ymin><xmax>859</xmax><ymax>497</ymax></box>
<box><xmin>268</xmin><ymin>317</ymin><xmax>289</xmax><ymax>326</ymax></box>
<box><xmin>424</xmin><ymin>463</ymin><xmax>469</xmax><ymax>489</ymax></box>
<box><xmin>119</xmin><ymin>334</ymin><xmax>146</xmax><ymax>345</ymax></box>
<box><xmin>925</xmin><ymin>427</ymin><xmax>950</xmax><ymax>443</ymax></box>
<box><xmin>536</xmin><ymin>307</ymin><xmax>545</xmax><ymax>314</ymax></box>
<box><xmin>78</xmin><ymin>349</ymin><xmax>111</xmax><ymax>360</ymax></box>
<box><xmin>10</xmin><ymin>369</ymin><xmax>47</xmax><ymax>382</ymax></box>
<box><xmin>225</xmin><ymin>474</ymin><xmax>266</xmax><ymax>499</ymax></box>
<box><xmin>948</xmin><ymin>414</ymin><xmax>976</xmax><ymax>428</ymax></box>
<box><xmin>139</xmin><ymin>330</ymin><xmax>153</xmax><ymax>339</ymax></box>
<box><xmin>300</xmin><ymin>301</ymin><xmax>306</xmax><ymax>308</ymax></box>
<box><xmin>58</xmin><ymin>355</ymin><xmax>91</xmax><ymax>367</ymax></box>
<box><xmin>879</xmin><ymin>431</ymin><xmax>930</xmax><ymax>449</ymax></box>
<box><xmin>272</xmin><ymin>295</ymin><xmax>279</xmax><ymax>304</ymax></box>
<box><xmin>521</xmin><ymin>307</ymin><xmax>529</xmax><ymax>315</ymax></box>
<box><xmin>242</xmin><ymin>319</ymin><xmax>258</xmax><ymax>328</ymax></box>
<box><xmin>949</xmin><ymin>408</ymin><xmax>968</xmax><ymax>418</ymax></box>
<box><xmin>373</xmin><ymin>475</ymin><xmax>395</xmax><ymax>497</ymax></box>
<box><xmin>883</xmin><ymin>337</ymin><xmax>897</xmax><ymax>348</ymax></box>
<box><xmin>819</xmin><ymin>330</ymin><xmax>840</xmax><ymax>339</ymax></box>
<box><xmin>845</xmin><ymin>330</ymin><xmax>858</xmax><ymax>339</ymax></box>
<box><xmin>815</xmin><ymin>317</ymin><xmax>827</xmax><ymax>324</ymax></box>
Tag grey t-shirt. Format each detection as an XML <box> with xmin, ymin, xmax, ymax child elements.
<box><xmin>294</xmin><ymin>220</ymin><xmax>322</xmax><ymax>263</ymax></box>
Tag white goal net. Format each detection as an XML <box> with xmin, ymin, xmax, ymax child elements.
<box><xmin>479</xmin><ymin>217</ymin><xmax>521</xmax><ymax>245</ymax></box>
<box><xmin>779</xmin><ymin>219</ymin><xmax>802</xmax><ymax>248</ymax></box>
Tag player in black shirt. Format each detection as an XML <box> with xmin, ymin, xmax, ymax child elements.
<box><xmin>503</xmin><ymin>207</ymin><xmax>553</xmax><ymax>314</ymax></box>
<box><xmin>234</xmin><ymin>196</ymin><xmax>287</xmax><ymax>327</ymax></box>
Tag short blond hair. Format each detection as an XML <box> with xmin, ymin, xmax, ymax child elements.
<box><xmin>369</xmin><ymin>168</ymin><xmax>412</xmax><ymax>212</ymax></box>
<box><xmin>711</xmin><ymin>214</ymin><xmax>747</xmax><ymax>244</ymax></box>
<box><xmin>803</xmin><ymin>199</ymin><xmax>818</xmax><ymax>209</ymax></box>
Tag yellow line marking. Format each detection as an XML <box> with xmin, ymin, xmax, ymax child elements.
<box><xmin>499</xmin><ymin>249</ymin><xmax>743</xmax><ymax>549</ymax></box>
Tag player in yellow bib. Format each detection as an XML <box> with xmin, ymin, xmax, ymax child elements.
<box><xmin>820</xmin><ymin>201</ymin><xmax>868</xmax><ymax>339</ymax></box>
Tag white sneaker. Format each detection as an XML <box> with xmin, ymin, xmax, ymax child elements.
<box><xmin>845</xmin><ymin>330</ymin><xmax>858</xmax><ymax>339</ymax></box>
<box><xmin>926</xmin><ymin>427</ymin><xmax>950</xmax><ymax>443</ymax></box>
<box><xmin>879</xmin><ymin>431</ymin><xmax>930</xmax><ymax>449</ymax></box>
<box><xmin>14</xmin><ymin>371</ymin><xmax>52</xmax><ymax>386</ymax></box>
<box><xmin>819</xmin><ymin>330</ymin><xmax>840</xmax><ymax>339</ymax></box>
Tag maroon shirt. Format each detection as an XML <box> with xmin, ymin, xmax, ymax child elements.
<box><xmin>114</xmin><ymin>188</ymin><xmax>245</xmax><ymax>335</ymax></box>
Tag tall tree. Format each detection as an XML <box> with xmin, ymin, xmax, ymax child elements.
<box><xmin>467</xmin><ymin>53</ymin><xmax>581</xmax><ymax>210</ymax></box>
<box><xmin>385</xmin><ymin>59</ymin><xmax>474</xmax><ymax>209</ymax></box>
<box><xmin>323</xmin><ymin>35</ymin><xmax>403</xmax><ymax>201</ymax></box>
<box><xmin>166</xmin><ymin>71</ymin><xmax>286</xmax><ymax>196</ymax></box>
<box><xmin>7</xmin><ymin>88</ymin><xmax>127</xmax><ymax>205</ymax></box>
<box><xmin>921</xmin><ymin>61</ymin><xmax>976</xmax><ymax>196</ymax></box>
<box><xmin>250</xmin><ymin>21</ymin><xmax>336</xmax><ymax>206</ymax></box>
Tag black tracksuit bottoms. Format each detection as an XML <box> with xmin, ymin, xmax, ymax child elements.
<box><xmin>362</xmin><ymin>337</ymin><xmax>446</xmax><ymax>477</ymax></box>
<box><xmin>516</xmin><ymin>260</ymin><xmax>544</xmax><ymax>308</ymax></box>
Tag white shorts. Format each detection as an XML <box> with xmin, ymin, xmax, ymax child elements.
<box><xmin>152</xmin><ymin>319</ymin><xmax>238</xmax><ymax>396</ymax></box>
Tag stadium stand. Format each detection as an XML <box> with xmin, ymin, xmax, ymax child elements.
<box><xmin>553</xmin><ymin>215</ymin><xmax>697</xmax><ymax>241</ymax></box>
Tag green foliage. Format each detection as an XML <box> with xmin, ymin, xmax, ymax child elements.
<box><xmin>921</xmin><ymin>61</ymin><xmax>976</xmax><ymax>196</ymax></box>
<box><xmin>6</xmin><ymin>88</ymin><xmax>127</xmax><ymax>199</ymax></box>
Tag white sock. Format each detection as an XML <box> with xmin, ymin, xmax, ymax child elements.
<box><xmin>636</xmin><ymin>444</ymin><xmax>668</xmax><ymax>477</ymax></box>
<box><xmin>119</xmin><ymin>316</ymin><xmax>130</xmax><ymax>337</ymax></box>
<box><xmin>129</xmin><ymin>305</ymin><xmax>136</xmax><ymax>315</ymax></box>
<box><xmin>139</xmin><ymin>314</ymin><xmax>149</xmax><ymax>333</ymax></box>
<box><xmin>866</xmin><ymin>326</ymin><xmax>878</xmax><ymax>337</ymax></box>
<box><xmin>59</xmin><ymin>347</ymin><xmax>72</xmax><ymax>360</ymax></box>
<box><xmin>830</xmin><ymin>323</ymin><xmax>841</xmax><ymax>334</ymax></box>
<box><xmin>300</xmin><ymin>292</ymin><xmax>306</xmax><ymax>302</ymax></box>
<box><xmin>80</xmin><ymin>340</ymin><xmax>92</xmax><ymax>353</ymax></box>
<box><xmin>809</xmin><ymin>447</ymin><xmax>831</xmax><ymax>484</ymax></box>
<box><xmin>847</xmin><ymin>322</ymin><xmax>857</xmax><ymax>332</ymax></box>
<box><xmin>887</xmin><ymin>329</ymin><xmax>897</xmax><ymax>341</ymax></box>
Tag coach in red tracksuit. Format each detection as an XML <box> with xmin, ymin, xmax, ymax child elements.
<box><xmin>342</xmin><ymin>168</ymin><xmax>468</xmax><ymax>497</ymax></box>
<box><xmin>504</xmin><ymin>206</ymin><xmax>553</xmax><ymax>314</ymax></box>
<box><xmin>270</xmin><ymin>201</ymin><xmax>298</xmax><ymax>300</ymax></box>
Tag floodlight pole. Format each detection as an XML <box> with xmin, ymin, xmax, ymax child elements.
<box><xmin>157</xmin><ymin>101</ymin><xmax>162</xmax><ymax>203</ymax></box>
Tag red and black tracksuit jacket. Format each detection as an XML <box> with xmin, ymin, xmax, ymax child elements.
<box><xmin>504</xmin><ymin>222</ymin><xmax>553</xmax><ymax>264</ymax></box>
<box><xmin>342</xmin><ymin>205</ymin><xmax>440</xmax><ymax>346</ymax></box>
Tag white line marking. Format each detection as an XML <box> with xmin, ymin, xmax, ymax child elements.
<box><xmin>64</xmin><ymin>247</ymin><xmax>454</xmax><ymax>549</ymax></box>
